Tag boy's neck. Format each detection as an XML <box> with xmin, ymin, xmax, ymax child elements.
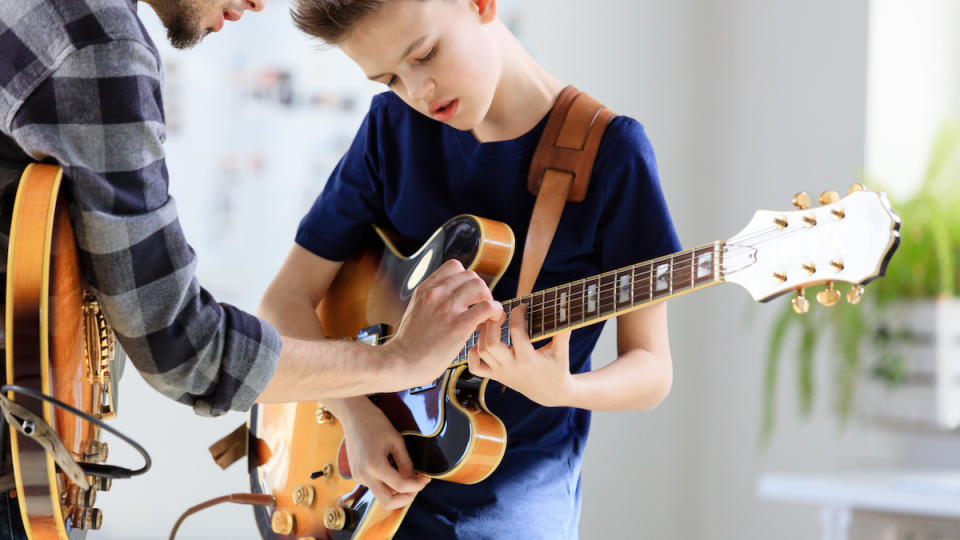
<box><xmin>470</xmin><ymin>23</ymin><xmax>565</xmax><ymax>143</ymax></box>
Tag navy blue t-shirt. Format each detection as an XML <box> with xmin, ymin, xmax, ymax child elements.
<box><xmin>297</xmin><ymin>92</ymin><xmax>681</xmax><ymax>539</ymax></box>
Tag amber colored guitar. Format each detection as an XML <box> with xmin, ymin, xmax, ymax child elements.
<box><xmin>248</xmin><ymin>187</ymin><xmax>900</xmax><ymax>539</ymax></box>
<box><xmin>4</xmin><ymin>163</ymin><xmax>129</xmax><ymax>539</ymax></box>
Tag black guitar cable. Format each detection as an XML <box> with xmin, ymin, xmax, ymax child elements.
<box><xmin>1</xmin><ymin>384</ymin><xmax>151</xmax><ymax>479</ymax></box>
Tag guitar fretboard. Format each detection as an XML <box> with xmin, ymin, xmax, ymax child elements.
<box><xmin>453</xmin><ymin>242</ymin><xmax>722</xmax><ymax>365</ymax></box>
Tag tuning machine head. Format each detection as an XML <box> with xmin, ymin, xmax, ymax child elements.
<box><xmin>846</xmin><ymin>285</ymin><xmax>864</xmax><ymax>304</ymax></box>
<box><xmin>816</xmin><ymin>281</ymin><xmax>841</xmax><ymax>307</ymax></box>
<box><xmin>818</xmin><ymin>190</ymin><xmax>840</xmax><ymax>205</ymax></box>
<box><xmin>792</xmin><ymin>289</ymin><xmax>810</xmax><ymax>314</ymax></box>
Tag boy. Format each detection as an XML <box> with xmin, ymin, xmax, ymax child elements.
<box><xmin>259</xmin><ymin>0</ymin><xmax>681</xmax><ymax>537</ymax></box>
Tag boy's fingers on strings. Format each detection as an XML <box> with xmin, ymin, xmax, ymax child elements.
<box><xmin>466</xmin><ymin>346</ymin><xmax>493</xmax><ymax>377</ymax></box>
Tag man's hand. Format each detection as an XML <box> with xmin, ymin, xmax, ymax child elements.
<box><xmin>339</xmin><ymin>399</ymin><xmax>429</xmax><ymax>510</ymax></box>
<box><xmin>466</xmin><ymin>304</ymin><xmax>574</xmax><ymax>407</ymax></box>
<box><xmin>383</xmin><ymin>259</ymin><xmax>503</xmax><ymax>389</ymax></box>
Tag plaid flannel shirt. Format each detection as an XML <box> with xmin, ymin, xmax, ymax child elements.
<box><xmin>0</xmin><ymin>0</ymin><xmax>281</xmax><ymax>416</ymax></box>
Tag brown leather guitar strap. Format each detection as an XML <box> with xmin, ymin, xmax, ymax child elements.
<box><xmin>516</xmin><ymin>85</ymin><xmax>616</xmax><ymax>297</ymax></box>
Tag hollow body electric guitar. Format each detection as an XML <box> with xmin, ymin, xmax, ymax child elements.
<box><xmin>249</xmin><ymin>187</ymin><xmax>900</xmax><ymax>539</ymax></box>
<box><xmin>5</xmin><ymin>164</ymin><xmax>122</xmax><ymax>539</ymax></box>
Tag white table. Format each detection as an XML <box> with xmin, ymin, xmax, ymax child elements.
<box><xmin>758</xmin><ymin>471</ymin><xmax>960</xmax><ymax>540</ymax></box>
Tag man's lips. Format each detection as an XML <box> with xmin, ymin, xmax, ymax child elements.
<box><xmin>214</xmin><ymin>10</ymin><xmax>241</xmax><ymax>32</ymax></box>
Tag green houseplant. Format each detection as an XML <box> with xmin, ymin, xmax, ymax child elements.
<box><xmin>761</xmin><ymin>119</ymin><xmax>960</xmax><ymax>442</ymax></box>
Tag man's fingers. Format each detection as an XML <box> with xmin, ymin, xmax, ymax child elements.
<box><xmin>420</xmin><ymin>259</ymin><xmax>465</xmax><ymax>286</ymax></box>
<box><xmin>458</xmin><ymin>300</ymin><xmax>503</xmax><ymax>332</ymax></box>
<box><xmin>448</xmin><ymin>272</ymin><xmax>494</xmax><ymax>308</ymax></box>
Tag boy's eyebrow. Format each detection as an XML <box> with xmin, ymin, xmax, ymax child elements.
<box><xmin>367</xmin><ymin>35</ymin><xmax>428</xmax><ymax>80</ymax></box>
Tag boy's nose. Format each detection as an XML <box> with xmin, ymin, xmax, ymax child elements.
<box><xmin>410</xmin><ymin>77</ymin><xmax>436</xmax><ymax>102</ymax></box>
<box><xmin>246</xmin><ymin>0</ymin><xmax>264</xmax><ymax>12</ymax></box>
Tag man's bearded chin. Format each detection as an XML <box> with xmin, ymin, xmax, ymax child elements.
<box><xmin>164</xmin><ymin>2</ymin><xmax>206</xmax><ymax>49</ymax></box>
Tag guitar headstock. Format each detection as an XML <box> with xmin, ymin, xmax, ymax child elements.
<box><xmin>722</xmin><ymin>185</ymin><xmax>900</xmax><ymax>311</ymax></box>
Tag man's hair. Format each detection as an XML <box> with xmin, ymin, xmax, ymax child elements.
<box><xmin>291</xmin><ymin>0</ymin><xmax>390</xmax><ymax>44</ymax></box>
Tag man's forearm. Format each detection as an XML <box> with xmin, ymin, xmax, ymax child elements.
<box><xmin>256</xmin><ymin>336</ymin><xmax>402</xmax><ymax>402</ymax></box>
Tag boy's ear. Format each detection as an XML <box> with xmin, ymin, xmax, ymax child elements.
<box><xmin>474</xmin><ymin>0</ymin><xmax>497</xmax><ymax>23</ymax></box>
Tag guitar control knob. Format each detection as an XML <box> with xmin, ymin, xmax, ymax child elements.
<box><xmin>846</xmin><ymin>285</ymin><xmax>864</xmax><ymax>305</ymax></box>
<box><xmin>293</xmin><ymin>484</ymin><xmax>315</xmax><ymax>507</ymax></box>
<box><xmin>76</xmin><ymin>507</ymin><xmax>102</xmax><ymax>530</ymax></box>
<box><xmin>89</xmin><ymin>476</ymin><xmax>112</xmax><ymax>492</ymax></box>
<box><xmin>84</xmin><ymin>440</ymin><xmax>108</xmax><ymax>463</ymax></box>
<box><xmin>81</xmin><ymin>488</ymin><xmax>96</xmax><ymax>508</ymax></box>
<box><xmin>792</xmin><ymin>290</ymin><xmax>810</xmax><ymax>315</ymax></box>
<box><xmin>324</xmin><ymin>506</ymin><xmax>349</xmax><ymax>531</ymax></box>
<box><xmin>271</xmin><ymin>510</ymin><xmax>295</xmax><ymax>535</ymax></box>
<box><xmin>816</xmin><ymin>282</ymin><xmax>841</xmax><ymax>307</ymax></box>
<box><xmin>792</xmin><ymin>192</ymin><xmax>811</xmax><ymax>209</ymax></box>
<box><xmin>848</xmin><ymin>183</ymin><xmax>866</xmax><ymax>194</ymax></box>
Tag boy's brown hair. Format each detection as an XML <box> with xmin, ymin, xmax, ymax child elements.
<box><xmin>291</xmin><ymin>0</ymin><xmax>391</xmax><ymax>44</ymax></box>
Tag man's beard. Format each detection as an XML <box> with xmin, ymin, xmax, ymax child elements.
<box><xmin>164</xmin><ymin>0</ymin><xmax>207</xmax><ymax>49</ymax></box>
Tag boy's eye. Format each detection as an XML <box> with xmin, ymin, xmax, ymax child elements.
<box><xmin>387</xmin><ymin>75</ymin><xmax>399</xmax><ymax>87</ymax></box>
<box><xmin>416</xmin><ymin>46</ymin><xmax>438</xmax><ymax>64</ymax></box>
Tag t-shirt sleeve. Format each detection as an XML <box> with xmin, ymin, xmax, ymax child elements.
<box><xmin>296</xmin><ymin>96</ymin><xmax>387</xmax><ymax>261</ymax></box>
<box><xmin>595</xmin><ymin>117</ymin><xmax>682</xmax><ymax>271</ymax></box>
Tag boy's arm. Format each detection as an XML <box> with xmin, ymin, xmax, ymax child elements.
<box><xmin>467</xmin><ymin>302</ymin><xmax>672</xmax><ymax>411</ymax></box>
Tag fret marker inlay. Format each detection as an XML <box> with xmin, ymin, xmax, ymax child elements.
<box><xmin>655</xmin><ymin>263</ymin><xmax>670</xmax><ymax>291</ymax></box>
<box><xmin>559</xmin><ymin>291</ymin><xmax>568</xmax><ymax>322</ymax></box>
<box><xmin>587</xmin><ymin>283</ymin><xmax>597</xmax><ymax>312</ymax></box>
<box><xmin>697</xmin><ymin>253</ymin><xmax>713</xmax><ymax>279</ymax></box>
<box><xmin>619</xmin><ymin>274</ymin><xmax>631</xmax><ymax>303</ymax></box>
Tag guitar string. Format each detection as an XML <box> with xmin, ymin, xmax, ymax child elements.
<box><xmin>371</xmin><ymin>225</ymin><xmax>834</xmax><ymax>352</ymax></box>
<box><xmin>370</xmin><ymin>217</ymin><xmax>857</xmax><ymax>361</ymax></box>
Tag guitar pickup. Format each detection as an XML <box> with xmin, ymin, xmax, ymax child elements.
<box><xmin>356</xmin><ymin>324</ymin><xmax>389</xmax><ymax>346</ymax></box>
<box><xmin>409</xmin><ymin>377</ymin><xmax>440</xmax><ymax>394</ymax></box>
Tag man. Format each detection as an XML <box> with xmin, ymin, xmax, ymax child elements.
<box><xmin>0</xmin><ymin>0</ymin><xmax>500</xmax><ymax>536</ymax></box>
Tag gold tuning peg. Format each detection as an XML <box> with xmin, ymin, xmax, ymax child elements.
<box><xmin>792</xmin><ymin>289</ymin><xmax>810</xmax><ymax>314</ymax></box>
<box><xmin>846</xmin><ymin>285</ymin><xmax>864</xmax><ymax>304</ymax></box>
<box><xmin>816</xmin><ymin>282</ymin><xmax>841</xmax><ymax>307</ymax></box>
<box><xmin>848</xmin><ymin>183</ymin><xmax>866</xmax><ymax>194</ymax></box>
<box><xmin>792</xmin><ymin>192</ymin><xmax>811</xmax><ymax>210</ymax></box>
<box><xmin>818</xmin><ymin>190</ymin><xmax>840</xmax><ymax>205</ymax></box>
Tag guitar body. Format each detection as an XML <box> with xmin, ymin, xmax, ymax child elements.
<box><xmin>249</xmin><ymin>215</ymin><xmax>514</xmax><ymax>539</ymax></box>
<box><xmin>5</xmin><ymin>164</ymin><xmax>116</xmax><ymax>539</ymax></box>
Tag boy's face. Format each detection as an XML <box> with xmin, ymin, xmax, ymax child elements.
<box><xmin>341</xmin><ymin>0</ymin><xmax>501</xmax><ymax>131</ymax></box>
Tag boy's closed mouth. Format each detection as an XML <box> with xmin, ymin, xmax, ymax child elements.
<box><xmin>429</xmin><ymin>99</ymin><xmax>459</xmax><ymax>121</ymax></box>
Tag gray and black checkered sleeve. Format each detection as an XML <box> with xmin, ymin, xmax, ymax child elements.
<box><xmin>8</xmin><ymin>38</ymin><xmax>281</xmax><ymax>416</ymax></box>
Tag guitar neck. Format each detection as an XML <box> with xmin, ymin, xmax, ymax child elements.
<box><xmin>452</xmin><ymin>242</ymin><xmax>723</xmax><ymax>365</ymax></box>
